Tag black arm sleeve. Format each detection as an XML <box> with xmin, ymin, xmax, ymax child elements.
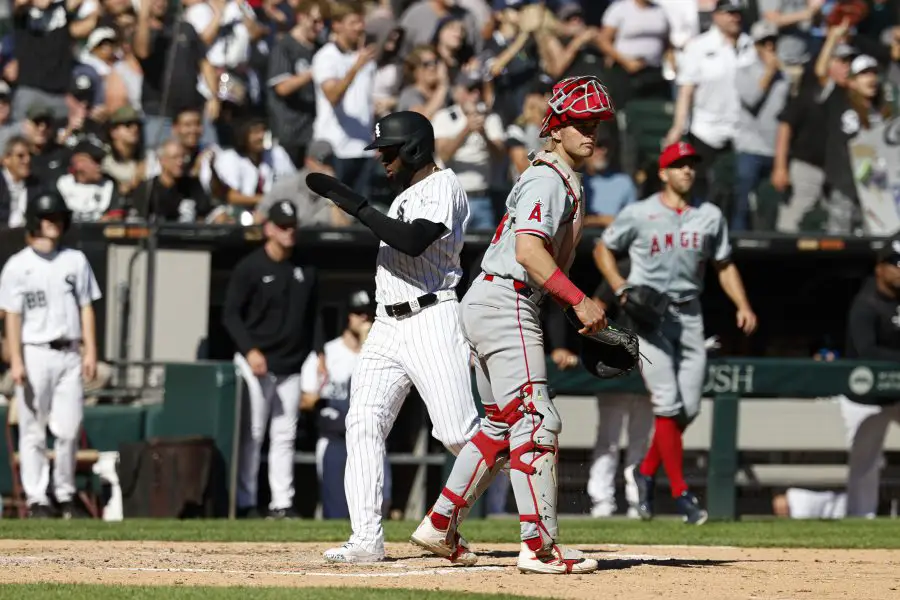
<box><xmin>848</xmin><ymin>298</ymin><xmax>900</xmax><ymax>362</ymax></box>
<box><xmin>357</xmin><ymin>205</ymin><xmax>448</xmax><ymax>257</ymax></box>
<box><xmin>222</xmin><ymin>263</ymin><xmax>256</xmax><ymax>355</ymax></box>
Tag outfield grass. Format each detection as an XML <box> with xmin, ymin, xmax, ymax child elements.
<box><xmin>0</xmin><ymin>585</ymin><xmax>525</xmax><ymax>600</ymax></box>
<box><xmin>0</xmin><ymin>517</ymin><xmax>898</xmax><ymax>549</ymax></box>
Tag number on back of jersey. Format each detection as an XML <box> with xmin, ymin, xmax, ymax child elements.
<box><xmin>24</xmin><ymin>291</ymin><xmax>47</xmax><ymax>310</ymax></box>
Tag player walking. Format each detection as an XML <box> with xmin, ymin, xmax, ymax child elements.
<box><xmin>410</xmin><ymin>75</ymin><xmax>614</xmax><ymax>574</ymax></box>
<box><xmin>594</xmin><ymin>142</ymin><xmax>758</xmax><ymax>525</ymax></box>
<box><xmin>316</xmin><ymin>111</ymin><xmax>480</xmax><ymax>563</ymax></box>
<box><xmin>0</xmin><ymin>191</ymin><xmax>101</xmax><ymax>519</ymax></box>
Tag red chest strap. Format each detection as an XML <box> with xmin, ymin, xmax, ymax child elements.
<box><xmin>531</xmin><ymin>158</ymin><xmax>580</xmax><ymax>224</ymax></box>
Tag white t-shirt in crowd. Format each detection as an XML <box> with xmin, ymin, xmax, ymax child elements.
<box><xmin>185</xmin><ymin>1</ymin><xmax>253</xmax><ymax>69</ymax></box>
<box><xmin>432</xmin><ymin>105</ymin><xmax>505</xmax><ymax>194</ymax></box>
<box><xmin>602</xmin><ymin>0</ymin><xmax>670</xmax><ymax>68</ymax></box>
<box><xmin>205</xmin><ymin>146</ymin><xmax>296</xmax><ymax>197</ymax></box>
<box><xmin>311</xmin><ymin>42</ymin><xmax>376</xmax><ymax>160</ymax></box>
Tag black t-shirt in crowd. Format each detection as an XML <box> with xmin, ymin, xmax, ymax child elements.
<box><xmin>846</xmin><ymin>276</ymin><xmax>900</xmax><ymax>405</ymax></box>
<box><xmin>13</xmin><ymin>0</ymin><xmax>74</xmax><ymax>94</ymax></box>
<box><xmin>821</xmin><ymin>85</ymin><xmax>875</xmax><ymax>201</ymax></box>
<box><xmin>266</xmin><ymin>35</ymin><xmax>317</xmax><ymax>149</ymax></box>
<box><xmin>31</xmin><ymin>141</ymin><xmax>71</xmax><ymax>182</ymax></box>
<box><xmin>222</xmin><ymin>246</ymin><xmax>324</xmax><ymax>375</ymax></box>
<box><xmin>140</xmin><ymin>20</ymin><xmax>207</xmax><ymax>118</ymax></box>
<box><xmin>482</xmin><ymin>35</ymin><xmax>542</xmax><ymax>126</ymax></box>
<box><xmin>778</xmin><ymin>80</ymin><xmax>833</xmax><ymax>169</ymax></box>
<box><xmin>130</xmin><ymin>175</ymin><xmax>212</xmax><ymax>222</ymax></box>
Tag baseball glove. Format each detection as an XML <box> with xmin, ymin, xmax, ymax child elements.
<box><xmin>621</xmin><ymin>284</ymin><xmax>670</xmax><ymax>333</ymax></box>
<box><xmin>565</xmin><ymin>307</ymin><xmax>640</xmax><ymax>379</ymax></box>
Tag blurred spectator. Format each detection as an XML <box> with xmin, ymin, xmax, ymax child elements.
<box><xmin>58</xmin><ymin>72</ymin><xmax>106</xmax><ymax>148</ymax></box>
<box><xmin>96</xmin><ymin>0</ymin><xmax>133</xmax><ymax>28</ymax></box>
<box><xmin>819</xmin><ymin>54</ymin><xmax>891</xmax><ymax>234</ymax></box>
<box><xmin>773</xmin><ymin>41</ymin><xmax>854</xmax><ymax>232</ymax></box>
<box><xmin>311</xmin><ymin>1</ymin><xmax>376</xmax><ymax>197</ymax></box>
<box><xmin>654</xmin><ymin>0</ymin><xmax>700</xmax><ymax>78</ymax></box>
<box><xmin>0</xmin><ymin>136</ymin><xmax>38</xmax><ymax>228</ymax></box>
<box><xmin>56</xmin><ymin>136</ymin><xmax>123</xmax><ymax>222</ymax></box>
<box><xmin>207</xmin><ymin>116</ymin><xmax>295</xmax><ymax>209</ymax></box>
<box><xmin>665</xmin><ymin>0</ymin><xmax>754</xmax><ymax>207</ymax></box>
<box><xmin>772</xmin><ymin>487</ymin><xmax>847</xmax><ymax>519</ymax></box>
<box><xmin>396</xmin><ymin>44</ymin><xmax>450</xmax><ymax>119</ymax></box>
<box><xmin>102</xmin><ymin>106</ymin><xmax>145</xmax><ymax>197</ymax></box>
<box><xmin>400</xmin><ymin>0</ymin><xmax>482</xmax><ymax>58</ymax></box>
<box><xmin>106</xmin><ymin>13</ymin><xmax>145</xmax><ymax>114</ymax></box>
<box><xmin>73</xmin><ymin>27</ymin><xmax>119</xmax><ymax>112</ymax></box>
<box><xmin>257</xmin><ymin>139</ymin><xmax>353</xmax><ymax>227</ymax></box>
<box><xmin>547</xmin><ymin>4</ymin><xmax>603</xmax><ymax>81</ymax></box>
<box><xmin>267</xmin><ymin>0</ymin><xmax>327</xmax><ymax>167</ymax></box>
<box><xmin>0</xmin><ymin>34</ymin><xmax>16</xmax><ymax>88</ymax></box>
<box><xmin>372</xmin><ymin>26</ymin><xmax>406</xmax><ymax>118</ymax></box>
<box><xmin>148</xmin><ymin>108</ymin><xmax>216</xmax><ymax>182</ymax></box>
<box><xmin>433</xmin><ymin>70</ymin><xmax>506</xmax><ymax>230</ymax></box>
<box><xmin>0</xmin><ymin>82</ymin><xmax>20</xmax><ymax>151</ymax></box>
<box><xmin>24</xmin><ymin>104</ymin><xmax>69</xmax><ymax>182</ymax></box>
<box><xmin>11</xmin><ymin>0</ymin><xmax>86</xmax><ymax>122</ymax></box>
<box><xmin>758</xmin><ymin>0</ymin><xmax>824</xmax><ymax>73</ymax></box>
<box><xmin>129</xmin><ymin>139</ymin><xmax>212</xmax><ymax>222</ymax></box>
<box><xmin>596</xmin><ymin>0</ymin><xmax>672</xmax><ymax>106</ymax></box>
<box><xmin>505</xmin><ymin>77</ymin><xmax>552</xmax><ymax>176</ymax></box>
<box><xmin>135</xmin><ymin>0</ymin><xmax>219</xmax><ymax>150</ymax></box>
<box><xmin>856</xmin><ymin>0</ymin><xmax>898</xmax><ymax>44</ymax></box>
<box><xmin>582</xmin><ymin>128</ymin><xmax>637</xmax><ymax>228</ymax></box>
<box><xmin>733</xmin><ymin>21</ymin><xmax>791</xmax><ymax>232</ymax></box>
<box><xmin>482</xmin><ymin>1</ymin><xmax>549</xmax><ymax>126</ymax></box>
<box><xmin>432</xmin><ymin>14</ymin><xmax>476</xmax><ymax>84</ymax></box>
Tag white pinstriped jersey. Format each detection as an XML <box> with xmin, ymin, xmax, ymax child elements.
<box><xmin>0</xmin><ymin>247</ymin><xmax>101</xmax><ymax>344</ymax></box>
<box><xmin>374</xmin><ymin>168</ymin><xmax>470</xmax><ymax>305</ymax></box>
<box><xmin>481</xmin><ymin>150</ymin><xmax>585</xmax><ymax>286</ymax></box>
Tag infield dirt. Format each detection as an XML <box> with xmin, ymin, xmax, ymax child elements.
<box><xmin>0</xmin><ymin>540</ymin><xmax>896</xmax><ymax>599</ymax></box>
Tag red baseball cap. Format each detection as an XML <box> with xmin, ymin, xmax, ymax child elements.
<box><xmin>659</xmin><ymin>142</ymin><xmax>699</xmax><ymax>169</ymax></box>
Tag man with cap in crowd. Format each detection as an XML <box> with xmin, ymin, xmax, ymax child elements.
<box><xmin>223</xmin><ymin>199</ymin><xmax>324</xmax><ymax>519</ymax></box>
<box><xmin>73</xmin><ymin>27</ymin><xmax>120</xmax><ymax>111</ymax></box>
<box><xmin>664</xmin><ymin>0</ymin><xmax>755</xmax><ymax>210</ymax></box>
<box><xmin>432</xmin><ymin>69</ymin><xmax>507</xmax><ymax>230</ymax></box>
<box><xmin>55</xmin><ymin>135</ymin><xmax>122</xmax><ymax>223</ymax></box>
<box><xmin>257</xmin><ymin>140</ymin><xmax>352</xmax><ymax>227</ymax></box>
<box><xmin>127</xmin><ymin>138</ymin><xmax>212</xmax><ymax>222</ymax></box>
<box><xmin>732</xmin><ymin>19</ymin><xmax>791</xmax><ymax>232</ymax></box>
<box><xmin>839</xmin><ymin>234</ymin><xmax>900</xmax><ymax>517</ymax></box>
<box><xmin>24</xmin><ymin>104</ymin><xmax>71</xmax><ymax>183</ymax></box>
<box><xmin>59</xmin><ymin>72</ymin><xmax>106</xmax><ymax>149</ymax></box>
<box><xmin>0</xmin><ymin>136</ymin><xmax>40</xmax><ymax>229</ymax></box>
<box><xmin>299</xmin><ymin>289</ymin><xmax>393</xmax><ymax>520</ymax></box>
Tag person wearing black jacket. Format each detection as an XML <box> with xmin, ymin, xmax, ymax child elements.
<box><xmin>223</xmin><ymin>200</ymin><xmax>324</xmax><ymax>520</ymax></box>
<box><xmin>840</xmin><ymin>236</ymin><xmax>900</xmax><ymax>517</ymax></box>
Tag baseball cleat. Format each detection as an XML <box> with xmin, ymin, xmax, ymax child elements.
<box><xmin>517</xmin><ymin>543</ymin><xmax>599</xmax><ymax>575</ymax></box>
<box><xmin>27</xmin><ymin>503</ymin><xmax>55</xmax><ymax>519</ymax></box>
<box><xmin>676</xmin><ymin>491</ymin><xmax>708</xmax><ymax>525</ymax></box>
<box><xmin>629</xmin><ymin>469</ymin><xmax>655</xmax><ymax>521</ymax></box>
<box><xmin>410</xmin><ymin>515</ymin><xmax>478</xmax><ymax>566</ymax></box>
<box><xmin>323</xmin><ymin>542</ymin><xmax>385</xmax><ymax>563</ymax></box>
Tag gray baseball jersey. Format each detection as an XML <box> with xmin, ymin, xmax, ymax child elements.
<box><xmin>601</xmin><ymin>193</ymin><xmax>731</xmax><ymax>302</ymax></box>
<box><xmin>481</xmin><ymin>150</ymin><xmax>585</xmax><ymax>286</ymax></box>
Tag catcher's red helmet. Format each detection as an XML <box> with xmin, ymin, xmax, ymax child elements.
<box><xmin>539</xmin><ymin>75</ymin><xmax>616</xmax><ymax>138</ymax></box>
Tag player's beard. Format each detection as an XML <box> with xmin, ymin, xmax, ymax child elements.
<box><xmin>386</xmin><ymin>163</ymin><xmax>415</xmax><ymax>192</ymax></box>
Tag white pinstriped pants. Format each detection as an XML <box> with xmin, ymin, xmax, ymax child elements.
<box><xmin>346</xmin><ymin>299</ymin><xmax>480</xmax><ymax>551</ymax></box>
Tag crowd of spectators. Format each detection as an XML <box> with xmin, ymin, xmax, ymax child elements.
<box><xmin>1</xmin><ymin>0</ymin><xmax>899</xmax><ymax>234</ymax></box>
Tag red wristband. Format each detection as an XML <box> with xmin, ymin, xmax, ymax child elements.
<box><xmin>544</xmin><ymin>268</ymin><xmax>585</xmax><ymax>307</ymax></box>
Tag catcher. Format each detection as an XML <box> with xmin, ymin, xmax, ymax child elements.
<box><xmin>408</xmin><ymin>75</ymin><xmax>638</xmax><ymax>574</ymax></box>
<box><xmin>594</xmin><ymin>141</ymin><xmax>757</xmax><ymax>525</ymax></box>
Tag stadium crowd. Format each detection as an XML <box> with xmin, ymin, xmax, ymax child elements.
<box><xmin>1</xmin><ymin>0</ymin><xmax>899</xmax><ymax>234</ymax></box>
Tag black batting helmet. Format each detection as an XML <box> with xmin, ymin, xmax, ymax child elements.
<box><xmin>26</xmin><ymin>189</ymin><xmax>72</xmax><ymax>235</ymax></box>
<box><xmin>364</xmin><ymin>111</ymin><xmax>435</xmax><ymax>172</ymax></box>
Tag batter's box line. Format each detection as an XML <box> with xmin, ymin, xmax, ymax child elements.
<box><xmin>107</xmin><ymin>566</ymin><xmax>505</xmax><ymax>578</ymax></box>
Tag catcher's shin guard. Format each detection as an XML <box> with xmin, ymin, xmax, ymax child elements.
<box><xmin>507</xmin><ymin>383</ymin><xmax>562</xmax><ymax>551</ymax></box>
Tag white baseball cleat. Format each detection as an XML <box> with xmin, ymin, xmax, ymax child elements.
<box><xmin>409</xmin><ymin>515</ymin><xmax>478</xmax><ymax>566</ymax></box>
<box><xmin>323</xmin><ymin>542</ymin><xmax>385</xmax><ymax>564</ymax></box>
<box><xmin>517</xmin><ymin>543</ymin><xmax>599</xmax><ymax>575</ymax></box>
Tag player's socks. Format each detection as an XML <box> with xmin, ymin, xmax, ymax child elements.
<box><xmin>639</xmin><ymin>436</ymin><xmax>661</xmax><ymax>478</ymax></box>
<box><xmin>653</xmin><ymin>416</ymin><xmax>688</xmax><ymax>498</ymax></box>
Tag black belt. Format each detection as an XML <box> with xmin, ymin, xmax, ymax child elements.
<box><xmin>381</xmin><ymin>293</ymin><xmax>438</xmax><ymax>318</ymax></box>
<box><xmin>49</xmin><ymin>339</ymin><xmax>77</xmax><ymax>351</ymax></box>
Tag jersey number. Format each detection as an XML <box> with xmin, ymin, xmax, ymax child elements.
<box><xmin>24</xmin><ymin>291</ymin><xmax>47</xmax><ymax>310</ymax></box>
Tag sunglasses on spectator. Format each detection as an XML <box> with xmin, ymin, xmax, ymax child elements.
<box><xmin>420</xmin><ymin>59</ymin><xmax>439</xmax><ymax>68</ymax></box>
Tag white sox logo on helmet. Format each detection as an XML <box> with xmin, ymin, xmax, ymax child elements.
<box><xmin>375</xmin><ymin>123</ymin><xmax>381</xmax><ymax>138</ymax></box>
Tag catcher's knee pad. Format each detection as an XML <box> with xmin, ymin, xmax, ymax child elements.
<box><xmin>507</xmin><ymin>383</ymin><xmax>561</xmax><ymax>475</ymax></box>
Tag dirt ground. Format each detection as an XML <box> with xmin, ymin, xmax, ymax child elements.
<box><xmin>0</xmin><ymin>540</ymin><xmax>897</xmax><ymax>599</ymax></box>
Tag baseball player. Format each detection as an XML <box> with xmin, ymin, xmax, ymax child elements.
<box><xmin>411</xmin><ymin>75</ymin><xmax>614</xmax><ymax>574</ymax></box>
<box><xmin>594</xmin><ymin>141</ymin><xmax>758</xmax><ymax>525</ymax></box>
<box><xmin>299</xmin><ymin>290</ymin><xmax>392</xmax><ymax>520</ymax></box>
<box><xmin>0</xmin><ymin>190</ymin><xmax>102</xmax><ymax>519</ymax></box>
<box><xmin>319</xmin><ymin>111</ymin><xmax>480</xmax><ymax>564</ymax></box>
<box><xmin>223</xmin><ymin>200</ymin><xmax>324</xmax><ymax>520</ymax></box>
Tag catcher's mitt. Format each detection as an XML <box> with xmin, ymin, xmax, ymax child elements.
<box><xmin>564</xmin><ymin>307</ymin><xmax>640</xmax><ymax>379</ymax></box>
<box><xmin>621</xmin><ymin>284</ymin><xmax>670</xmax><ymax>333</ymax></box>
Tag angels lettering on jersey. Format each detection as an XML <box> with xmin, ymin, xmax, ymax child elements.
<box><xmin>649</xmin><ymin>231</ymin><xmax>705</xmax><ymax>257</ymax></box>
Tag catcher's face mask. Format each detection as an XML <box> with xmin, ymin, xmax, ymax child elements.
<box><xmin>540</xmin><ymin>75</ymin><xmax>615</xmax><ymax>138</ymax></box>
